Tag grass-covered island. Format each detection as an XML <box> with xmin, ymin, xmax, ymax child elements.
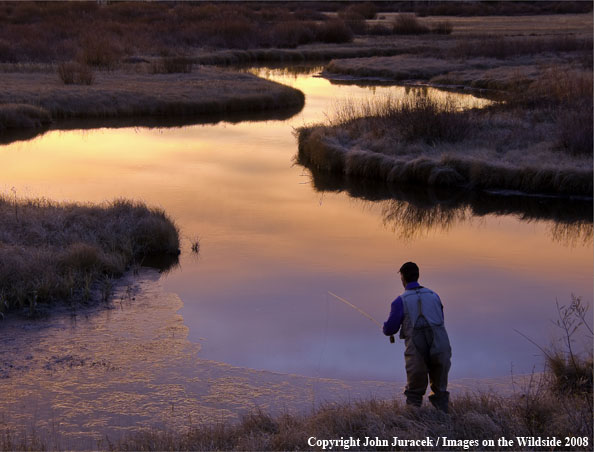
<box><xmin>0</xmin><ymin>196</ymin><xmax>179</xmax><ymax>317</ymax></box>
<box><xmin>298</xmin><ymin>63</ymin><xmax>592</xmax><ymax>197</ymax></box>
<box><xmin>0</xmin><ymin>67</ymin><xmax>305</xmax><ymax>140</ymax></box>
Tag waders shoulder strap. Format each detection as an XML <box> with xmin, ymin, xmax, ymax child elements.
<box><xmin>415</xmin><ymin>288</ymin><xmax>429</xmax><ymax>327</ymax></box>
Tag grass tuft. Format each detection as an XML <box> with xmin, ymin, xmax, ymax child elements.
<box><xmin>330</xmin><ymin>93</ymin><xmax>470</xmax><ymax>145</ymax></box>
<box><xmin>57</xmin><ymin>61</ymin><xmax>95</xmax><ymax>85</ymax></box>
<box><xmin>431</xmin><ymin>20</ymin><xmax>453</xmax><ymax>35</ymax></box>
<box><xmin>0</xmin><ymin>197</ymin><xmax>179</xmax><ymax>315</ymax></box>
<box><xmin>392</xmin><ymin>14</ymin><xmax>430</xmax><ymax>35</ymax></box>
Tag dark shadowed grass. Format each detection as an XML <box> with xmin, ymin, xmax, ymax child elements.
<box><xmin>0</xmin><ymin>197</ymin><xmax>179</xmax><ymax>316</ymax></box>
<box><xmin>0</xmin><ymin>103</ymin><xmax>51</xmax><ymax>132</ymax></box>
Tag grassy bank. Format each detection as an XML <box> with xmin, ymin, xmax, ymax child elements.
<box><xmin>115</xmin><ymin>393</ymin><xmax>591</xmax><ymax>451</ymax></box>
<box><xmin>119</xmin><ymin>313</ymin><xmax>592</xmax><ymax>452</ymax></box>
<box><xmin>0</xmin><ymin>197</ymin><xmax>179</xmax><ymax>316</ymax></box>
<box><xmin>298</xmin><ymin>64</ymin><xmax>592</xmax><ymax>197</ymax></box>
<box><xmin>0</xmin><ymin>67</ymin><xmax>304</xmax><ymax>137</ymax></box>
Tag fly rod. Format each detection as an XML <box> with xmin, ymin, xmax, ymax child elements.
<box><xmin>327</xmin><ymin>291</ymin><xmax>395</xmax><ymax>343</ymax></box>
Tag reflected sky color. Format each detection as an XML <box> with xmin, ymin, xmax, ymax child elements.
<box><xmin>0</xmin><ymin>67</ymin><xmax>591</xmax><ymax>382</ymax></box>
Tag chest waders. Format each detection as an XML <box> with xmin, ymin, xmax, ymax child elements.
<box><xmin>400</xmin><ymin>287</ymin><xmax>452</xmax><ymax>412</ymax></box>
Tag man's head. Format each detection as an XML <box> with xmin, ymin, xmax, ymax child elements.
<box><xmin>399</xmin><ymin>262</ymin><xmax>419</xmax><ymax>287</ymax></box>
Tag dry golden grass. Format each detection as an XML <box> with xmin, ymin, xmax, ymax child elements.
<box><xmin>0</xmin><ymin>197</ymin><xmax>179</xmax><ymax>316</ymax></box>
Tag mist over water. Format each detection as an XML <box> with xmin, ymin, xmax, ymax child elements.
<box><xmin>1</xmin><ymin>66</ymin><xmax>591</xmax><ymax>384</ymax></box>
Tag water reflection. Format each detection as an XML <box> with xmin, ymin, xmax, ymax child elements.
<box><xmin>300</xmin><ymin>167</ymin><xmax>593</xmax><ymax>244</ymax></box>
<box><xmin>0</xmin><ymin>104</ymin><xmax>305</xmax><ymax>146</ymax></box>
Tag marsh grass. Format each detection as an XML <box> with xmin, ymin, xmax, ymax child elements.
<box><xmin>449</xmin><ymin>35</ymin><xmax>592</xmax><ymax>60</ymax></box>
<box><xmin>0</xmin><ymin>197</ymin><xmax>179</xmax><ymax>315</ymax></box>
<box><xmin>506</xmin><ymin>67</ymin><xmax>593</xmax><ymax>156</ymax></box>
<box><xmin>331</xmin><ymin>93</ymin><xmax>470</xmax><ymax>144</ymax></box>
<box><xmin>57</xmin><ymin>62</ymin><xmax>95</xmax><ymax>85</ymax></box>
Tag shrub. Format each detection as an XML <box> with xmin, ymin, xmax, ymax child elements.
<box><xmin>78</xmin><ymin>34</ymin><xmax>123</xmax><ymax>69</ymax></box>
<box><xmin>343</xmin><ymin>15</ymin><xmax>367</xmax><ymax>34</ymax></box>
<box><xmin>199</xmin><ymin>17</ymin><xmax>257</xmax><ymax>49</ymax></box>
<box><xmin>392</xmin><ymin>13</ymin><xmax>430</xmax><ymax>35</ymax></box>
<box><xmin>270</xmin><ymin>21</ymin><xmax>316</xmax><ymax>48</ymax></box>
<box><xmin>550</xmin><ymin>296</ymin><xmax>593</xmax><ymax>391</ymax></box>
<box><xmin>315</xmin><ymin>19</ymin><xmax>353</xmax><ymax>44</ymax></box>
<box><xmin>57</xmin><ymin>61</ymin><xmax>95</xmax><ymax>85</ymax></box>
<box><xmin>339</xmin><ymin>3</ymin><xmax>374</xmax><ymax>34</ymax></box>
<box><xmin>292</xmin><ymin>8</ymin><xmax>326</xmax><ymax>21</ymax></box>
<box><xmin>346</xmin><ymin>2</ymin><xmax>377</xmax><ymax>20</ymax></box>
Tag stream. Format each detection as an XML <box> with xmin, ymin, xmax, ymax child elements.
<box><xmin>0</xmin><ymin>64</ymin><xmax>591</xmax><ymax>447</ymax></box>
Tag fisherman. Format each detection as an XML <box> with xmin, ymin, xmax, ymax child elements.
<box><xmin>383</xmin><ymin>262</ymin><xmax>452</xmax><ymax>412</ymax></box>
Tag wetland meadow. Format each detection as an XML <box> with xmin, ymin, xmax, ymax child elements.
<box><xmin>0</xmin><ymin>2</ymin><xmax>592</xmax><ymax>451</ymax></box>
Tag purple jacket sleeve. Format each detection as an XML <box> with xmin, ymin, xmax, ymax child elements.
<box><xmin>383</xmin><ymin>296</ymin><xmax>403</xmax><ymax>336</ymax></box>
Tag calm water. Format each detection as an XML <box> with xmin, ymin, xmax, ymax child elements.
<box><xmin>1</xmin><ymin>66</ymin><xmax>592</xmax><ymax>385</ymax></box>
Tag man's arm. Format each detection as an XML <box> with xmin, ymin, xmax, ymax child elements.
<box><xmin>383</xmin><ymin>296</ymin><xmax>403</xmax><ymax>336</ymax></box>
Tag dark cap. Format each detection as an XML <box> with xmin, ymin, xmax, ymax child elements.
<box><xmin>399</xmin><ymin>262</ymin><xmax>419</xmax><ymax>282</ymax></box>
